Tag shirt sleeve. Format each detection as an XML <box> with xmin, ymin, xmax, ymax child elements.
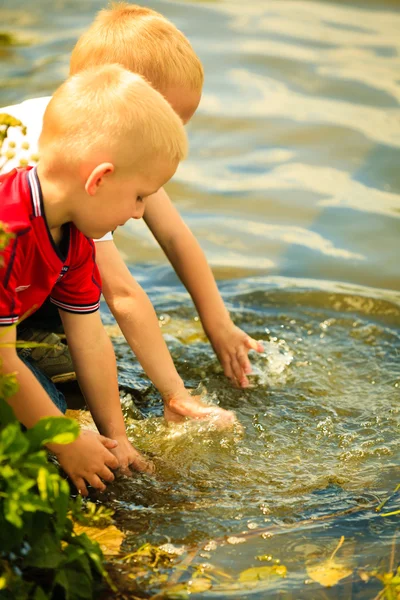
<box><xmin>50</xmin><ymin>233</ymin><xmax>102</xmax><ymax>315</ymax></box>
<box><xmin>0</xmin><ymin>232</ymin><xmax>22</xmax><ymax>326</ymax></box>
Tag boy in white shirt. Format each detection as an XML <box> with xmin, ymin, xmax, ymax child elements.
<box><xmin>1</xmin><ymin>3</ymin><xmax>263</xmax><ymax>422</ymax></box>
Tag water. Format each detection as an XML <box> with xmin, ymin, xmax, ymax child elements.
<box><xmin>1</xmin><ymin>0</ymin><xmax>400</xmax><ymax>597</ymax></box>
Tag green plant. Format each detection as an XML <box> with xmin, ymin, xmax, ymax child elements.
<box><xmin>0</xmin><ymin>219</ymin><xmax>111</xmax><ymax>599</ymax></box>
<box><xmin>0</xmin><ymin>382</ymin><xmax>113</xmax><ymax>599</ymax></box>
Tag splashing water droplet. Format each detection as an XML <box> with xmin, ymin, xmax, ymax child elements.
<box><xmin>249</xmin><ymin>339</ymin><xmax>293</xmax><ymax>385</ymax></box>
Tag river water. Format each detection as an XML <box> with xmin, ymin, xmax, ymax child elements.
<box><xmin>1</xmin><ymin>0</ymin><xmax>399</xmax><ymax>598</ymax></box>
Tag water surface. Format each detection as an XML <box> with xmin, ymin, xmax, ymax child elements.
<box><xmin>1</xmin><ymin>0</ymin><xmax>399</xmax><ymax>597</ymax></box>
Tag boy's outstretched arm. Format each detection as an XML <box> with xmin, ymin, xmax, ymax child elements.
<box><xmin>0</xmin><ymin>325</ymin><xmax>119</xmax><ymax>496</ymax></box>
<box><xmin>59</xmin><ymin>309</ymin><xmax>154</xmax><ymax>474</ymax></box>
<box><xmin>143</xmin><ymin>188</ymin><xmax>264</xmax><ymax>388</ymax></box>
<box><xmin>95</xmin><ymin>241</ymin><xmax>235</xmax><ymax>426</ymax></box>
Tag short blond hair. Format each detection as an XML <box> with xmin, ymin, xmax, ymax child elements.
<box><xmin>39</xmin><ymin>64</ymin><xmax>187</xmax><ymax>171</ymax></box>
<box><xmin>69</xmin><ymin>2</ymin><xmax>204</xmax><ymax>95</ymax></box>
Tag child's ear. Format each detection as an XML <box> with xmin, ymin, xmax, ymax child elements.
<box><xmin>85</xmin><ymin>163</ymin><xmax>115</xmax><ymax>196</ymax></box>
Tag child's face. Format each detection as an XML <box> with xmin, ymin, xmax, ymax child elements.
<box><xmin>164</xmin><ymin>86</ymin><xmax>201</xmax><ymax>125</ymax></box>
<box><xmin>76</xmin><ymin>158</ymin><xmax>178</xmax><ymax>239</ymax></box>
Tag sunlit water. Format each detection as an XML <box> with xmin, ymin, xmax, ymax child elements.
<box><xmin>97</xmin><ymin>277</ymin><xmax>400</xmax><ymax>598</ymax></box>
<box><xmin>1</xmin><ymin>0</ymin><xmax>400</xmax><ymax>597</ymax></box>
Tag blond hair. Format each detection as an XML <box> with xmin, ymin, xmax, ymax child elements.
<box><xmin>39</xmin><ymin>64</ymin><xmax>187</xmax><ymax>171</ymax></box>
<box><xmin>69</xmin><ymin>2</ymin><xmax>204</xmax><ymax>95</ymax></box>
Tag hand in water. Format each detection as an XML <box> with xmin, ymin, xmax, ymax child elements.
<box><xmin>164</xmin><ymin>390</ymin><xmax>236</xmax><ymax>428</ymax></box>
<box><xmin>208</xmin><ymin>322</ymin><xmax>264</xmax><ymax>388</ymax></box>
<box><xmin>111</xmin><ymin>435</ymin><xmax>155</xmax><ymax>475</ymax></box>
<box><xmin>48</xmin><ymin>429</ymin><xmax>119</xmax><ymax>496</ymax></box>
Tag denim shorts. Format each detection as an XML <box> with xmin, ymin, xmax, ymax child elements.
<box><xmin>20</xmin><ymin>355</ymin><xmax>67</xmax><ymax>414</ymax></box>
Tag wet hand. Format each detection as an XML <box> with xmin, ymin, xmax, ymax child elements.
<box><xmin>111</xmin><ymin>435</ymin><xmax>155</xmax><ymax>476</ymax></box>
<box><xmin>164</xmin><ymin>390</ymin><xmax>236</xmax><ymax>428</ymax></box>
<box><xmin>209</xmin><ymin>323</ymin><xmax>264</xmax><ymax>388</ymax></box>
<box><xmin>48</xmin><ymin>429</ymin><xmax>119</xmax><ymax>497</ymax></box>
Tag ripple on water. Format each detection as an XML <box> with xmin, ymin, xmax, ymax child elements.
<box><xmin>109</xmin><ymin>282</ymin><xmax>399</xmax><ymax>584</ymax></box>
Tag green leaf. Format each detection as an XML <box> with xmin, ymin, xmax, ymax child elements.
<box><xmin>44</xmin><ymin>473</ymin><xmax>70</xmax><ymax>535</ymax></box>
<box><xmin>26</xmin><ymin>417</ymin><xmax>79</xmax><ymax>450</ymax></box>
<box><xmin>53</xmin><ymin>565</ymin><xmax>93</xmax><ymax>600</ymax></box>
<box><xmin>52</xmin><ymin>569</ymin><xmax>69</xmax><ymax>595</ymax></box>
<box><xmin>65</xmin><ymin>549</ymin><xmax>92</xmax><ymax>581</ymax></box>
<box><xmin>0</xmin><ymin>397</ymin><xmax>17</xmax><ymax>427</ymax></box>
<box><xmin>32</xmin><ymin>586</ymin><xmax>48</xmax><ymax>600</ymax></box>
<box><xmin>25</xmin><ymin>532</ymin><xmax>63</xmax><ymax>569</ymax></box>
<box><xmin>0</xmin><ymin>373</ymin><xmax>19</xmax><ymax>403</ymax></box>
<box><xmin>37</xmin><ymin>468</ymin><xmax>48</xmax><ymax>501</ymax></box>
<box><xmin>0</xmin><ymin>424</ymin><xmax>29</xmax><ymax>462</ymax></box>
<box><xmin>20</xmin><ymin>497</ymin><xmax>53</xmax><ymax>514</ymax></box>
<box><xmin>73</xmin><ymin>533</ymin><xmax>105</xmax><ymax>577</ymax></box>
<box><xmin>0</xmin><ymin>517</ymin><xmax>24</xmax><ymax>552</ymax></box>
<box><xmin>4</xmin><ymin>497</ymin><xmax>23</xmax><ymax>528</ymax></box>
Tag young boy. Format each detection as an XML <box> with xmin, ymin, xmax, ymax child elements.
<box><xmin>1</xmin><ymin>4</ymin><xmax>264</xmax><ymax>417</ymax></box>
<box><xmin>0</xmin><ymin>64</ymin><xmax>234</xmax><ymax>496</ymax></box>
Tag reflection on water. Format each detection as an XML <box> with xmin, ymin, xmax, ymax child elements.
<box><xmin>1</xmin><ymin>0</ymin><xmax>399</xmax><ymax>596</ymax></box>
<box><xmin>1</xmin><ymin>0</ymin><xmax>399</xmax><ymax>289</ymax></box>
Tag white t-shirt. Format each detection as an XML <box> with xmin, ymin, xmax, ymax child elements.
<box><xmin>0</xmin><ymin>96</ymin><xmax>113</xmax><ymax>243</ymax></box>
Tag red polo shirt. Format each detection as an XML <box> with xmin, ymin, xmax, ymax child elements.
<box><xmin>0</xmin><ymin>167</ymin><xmax>101</xmax><ymax>326</ymax></box>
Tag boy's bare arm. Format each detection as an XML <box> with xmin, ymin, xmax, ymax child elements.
<box><xmin>0</xmin><ymin>326</ymin><xmax>119</xmax><ymax>495</ymax></box>
<box><xmin>95</xmin><ymin>240</ymin><xmax>189</xmax><ymax>402</ymax></box>
<box><xmin>143</xmin><ymin>188</ymin><xmax>264</xmax><ymax>387</ymax></box>
<box><xmin>1</xmin><ymin>326</ymin><xmax>66</xmax><ymax>426</ymax></box>
<box><xmin>59</xmin><ymin>309</ymin><xmax>153</xmax><ymax>474</ymax></box>
<box><xmin>93</xmin><ymin>242</ymin><xmax>236</xmax><ymax>427</ymax></box>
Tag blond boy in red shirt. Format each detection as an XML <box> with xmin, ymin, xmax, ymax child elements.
<box><xmin>2</xmin><ymin>4</ymin><xmax>264</xmax><ymax>423</ymax></box>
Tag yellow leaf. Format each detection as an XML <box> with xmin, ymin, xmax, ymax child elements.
<box><xmin>306</xmin><ymin>536</ymin><xmax>353</xmax><ymax>588</ymax></box>
<box><xmin>306</xmin><ymin>562</ymin><xmax>352</xmax><ymax>587</ymax></box>
<box><xmin>188</xmin><ymin>578</ymin><xmax>212</xmax><ymax>593</ymax></box>
<box><xmin>73</xmin><ymin>523</ymin><xmax>124</xmax><ymax>556</ymax></box>
<box><xmin>239</xmin><ymin>565</ymin><xmax>287</xmax><ymax>583</ymax></box>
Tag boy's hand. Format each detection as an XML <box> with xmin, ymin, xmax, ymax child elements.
<box><xmin>164</xmin><ymin>390</ymin><xmax>236</xmax><ymax>427</ymax></box>
<box><xmin>111</xmin><ymin>435</ymin><xmax>155</xmax><ymax>475</ymax></box>
<box><xmin>48</xmin><ymin>430</ymin><xmax>119</xmax><ymax>497</ymax></box>
<box><xmin>208</xmin><ymin>323</ymin><xmax>264</xmax><ymax>388</ymax></box>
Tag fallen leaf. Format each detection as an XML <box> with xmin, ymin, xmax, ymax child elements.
<box><xmin>306</xmin><ymin>536</ymin><xmax>353</xmax><ymax>588</ymax></box>
<box><xmin>239</xmin><ymin>565</ymin><xmax>287</xmax><ymax>583</ymax></box>
<box><xmin>306</xmin><ymin>562</ymin><xmax>352</xmax><ymax>587</ymax></box>
<box><xmin>73</xmin><ymin>522</ymin><xmax>124</xmax><ymax>556</ymax></box>
<box><xmin>188</xmin><ymin>578</ymin><xmax>212</xmax><ymax>593</ymax></box>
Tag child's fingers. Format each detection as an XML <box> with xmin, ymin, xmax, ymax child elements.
<box><xmin>87</xmin><ymin>474</ymin><xmax>107</xmax><ymax>493</ymax></box>
<box><xmin>118</xmin><ymin>464</ymin><xmax>132</xmax><ymax>477</ymax></box>
<box><xmin>230</xmin><ymin>354</ymin><xmax>246</xmax><ymax>387</ymax></box>
<box><xmin>245</xmin><ymin>337</ymin><xmax>264</xmax><ymax>353</ymax></box>
<box><xmin>98</xmin><ymin>466</ymin><xmax>115</xmax><ymax>483</ymax></box>
<box><xmin>73</xmin><ymin>477</ymin><xmax>88</xmax><ymax>497</ymax></box>
<box><xmin>99</xmin><ymin>435</ymin><xmax>118</xmax><ymax>449</ymax></box>
<box><xmin>239</xmin><ymin>374</ymin><xmax>249</xmax><ymax>388</ymax></box>
<box><xmin>221</xmin><ymin>353</ymin><xmax>234</xmax><ymax>381</ymax></box>
<box><xmin>237</xmin><ymin>348</ymin><xmax>252</xmax><ymax>375</ymax></box>
<box><xmin>104</xmin><ymin>451</ymin><xmax>120</xmax><ymax>470</ymax></box>
<box><xmin>129</xmin><ymin>451</ymin><xmax>155</xmax><ymax>475</ymax></box>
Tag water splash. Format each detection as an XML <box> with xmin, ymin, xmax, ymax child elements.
<box><xmin>248</xmin><ymin>338</ymin><xmax>293</xmax><ymax>385</ymax></box>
